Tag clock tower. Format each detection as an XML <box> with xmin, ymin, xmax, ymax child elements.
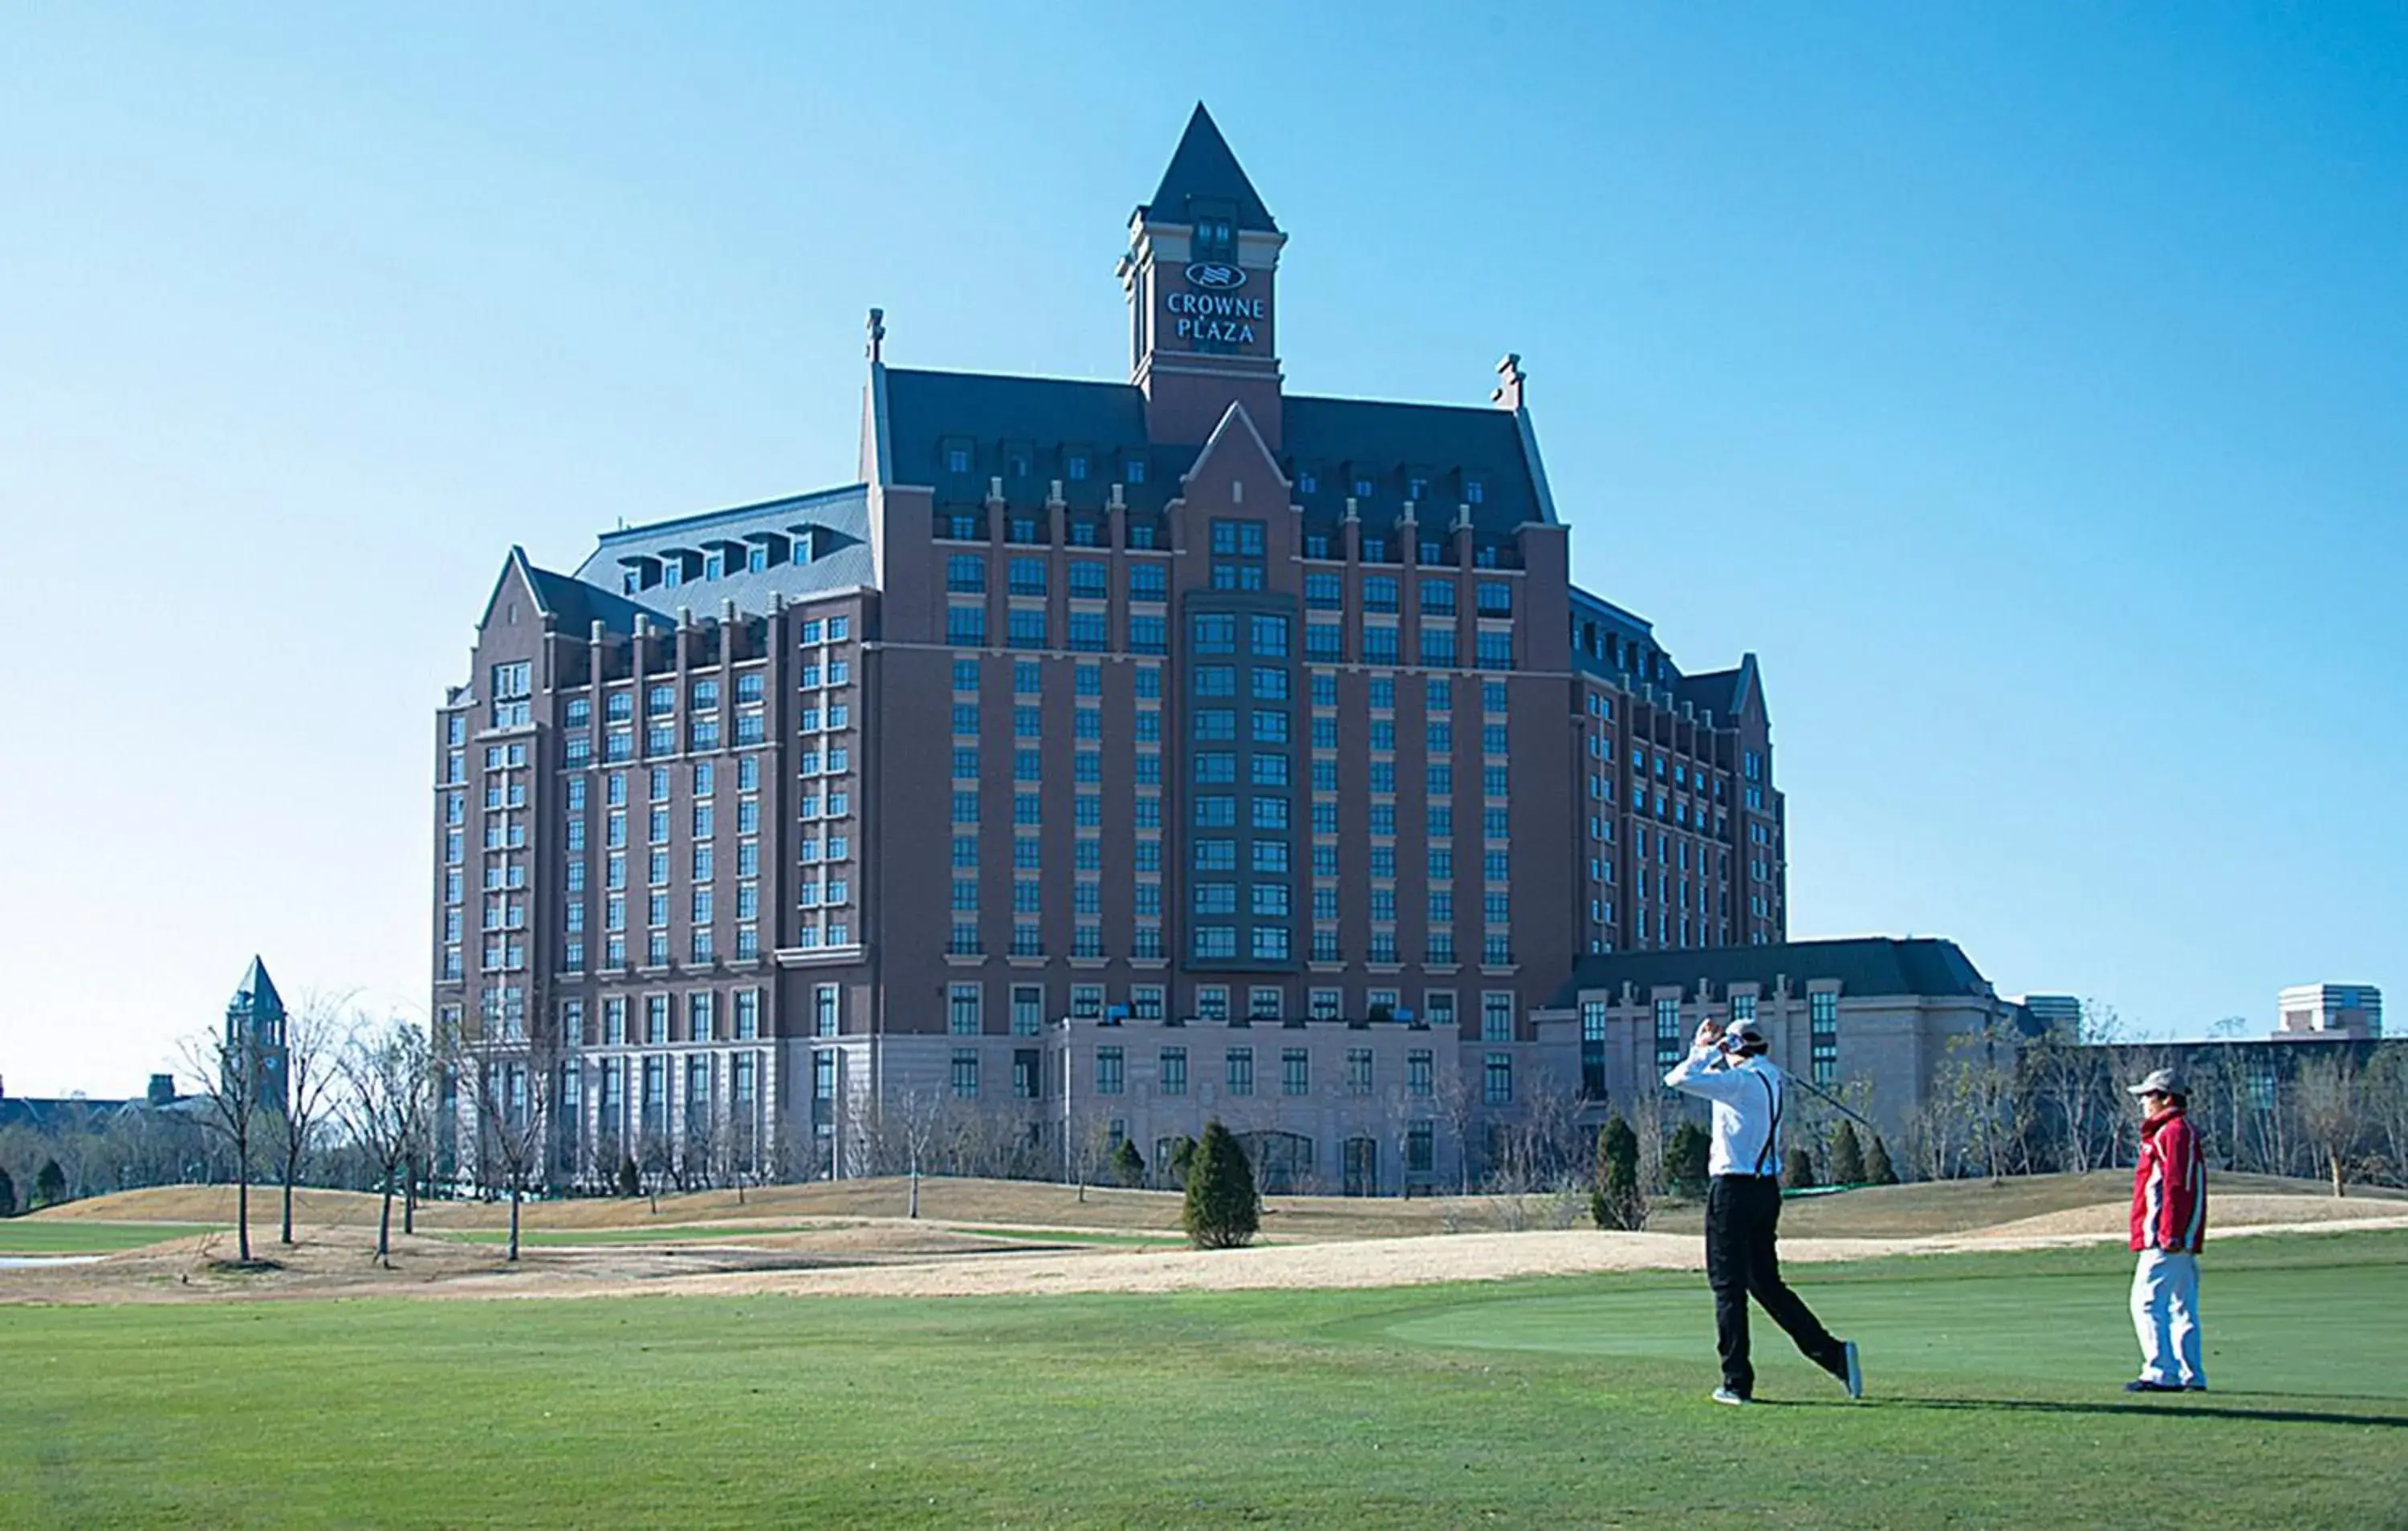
<box><xmin>1120</xmin><ymin>104</ymin><xmax>1287</xmax><ymax>449</ymax></box>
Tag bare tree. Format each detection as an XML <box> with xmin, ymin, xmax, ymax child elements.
<box><xmin>340</xmin><ymin>1017</ymin><xmax>433</xmax><ymax>1265</ymax></box>
<box><xmin>710</xmin><ymin>1094</ymin><xmax>763</xmax><ymax>1206</ymax></box>
<box><xmin>1935</xmin><ymin>1029</ymin><xmax>2020</xmax><ymax>1183</ymax></box>
<box><xmin>1432</xmin><ymin>1066</ymin><xmax>1481</xmax><ymax>1196</ymax></box>
<box><xmin>177</xmin><ymin>1025</ymin><xmax>267</xmax><ymax>1264</ymax></box>
<box><xmin>269</xmin><ymin>996</ymin><xmax>349</xmax><ymax>1245</ymax></box>
<box><xmin>2294</xmin><ymin>1053</ymin><xmax>2361</xmax><ymax>1198</ymax></box>
<box><xmin>877</xmin><ymin>1085</ymin><xmax>950</xmax><ymax>1217</ymax></box>
<box><xmin>467</xmin><ymin>1013</ymin><xmax>563</xmax><ymax>1263</ymax></box>
<box><xmin>1633</xmin><ymin>1090</ymin><xmax>1667</xmax><ymax>1197</ymax></box>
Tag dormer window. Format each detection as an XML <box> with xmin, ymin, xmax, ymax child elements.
<box><xmin>703</xmin><ymin>550</ymin><xmax>725</xmax><ymax>581</ymax></box>
<box><xmin>1353</xmin><ymin>476</ymin><xmax>1374</xmax><ymax>498</ymax></box>
<box><xmin>945</xmin><ymin>445</ymin><xmax>971</xmax><ymax>474</ymax></box>
<box><xmin>1466</xmin><ymin>479</ymin><xmax>1486</xmax><ymax>506</ymax></box>
<box><xmin>1068</xmin><ymin>456</ymin><xmax>1088</xmax><ymax>481</ymax></box>
<box><xmin>662</xmin><ymin>561</ymin><xmax>683</xmax><ymax>589</ymax></box>
<box><xmin>1299</xmin><ymin>469</ymin><xmax>1318</xmax><ymax>494</ymax></box>
<box><xmin>1126</xmin><ymin>458</ymin><xmax>1146</xmax><ymax>485</ymax></box>
<box><xmin>1009</xmin><ymin>453</ymin><xmax>1029</xmax><ymax>477</ymax></box>
<box><xmin>1408</xmin><ymin>477</ymin><xmax>1428</xmax><ymax>502</ymax></box>
<box><xmin>746</xmin><ymin>545</ymin><xmax>768</xmax><ymax>573</ymax></box>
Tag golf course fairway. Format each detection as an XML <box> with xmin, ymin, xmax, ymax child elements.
<box><xmin>2</xmin><ymin>1233</ymin><xmax>2400</xmax><ymax>1527</ymax></box>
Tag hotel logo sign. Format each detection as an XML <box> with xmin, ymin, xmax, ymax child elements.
<box><xmin>1167</xmin><ymin>262</ymin><xmax>1267</xmax><ymax>347</ymax></box>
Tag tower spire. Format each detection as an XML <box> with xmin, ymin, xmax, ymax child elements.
<box><xmin>1123</xmin><ymin>104</ymin><xmax>1287</xmax><ymax>446</ymax></box>
<box><xmin>1141</xmin><ymin>103</ymin><xmax>1278</xmax><ymax>233</ymax></box>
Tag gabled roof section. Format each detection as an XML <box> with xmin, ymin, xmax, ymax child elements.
<box><xmin>1142</xmin><ymin>103</ymin><xmax>1277</xmax><ymax>234</ymax></box>
<box><xmin>524</xmin><ymin>562</ymin><xmax>659</xmax><ymax>636</ymax></box>
<box><xmin>228</xmin><ymin>956</ymin><xmax>285</xmax><ymax>1021</ymax></box>
<box><xmin>1182</xmin><ymin>400</ymin><xmax>1288</xmax><ymax>493</ymax></box>
<box><xmin>1674</xmin><ymin>654</ymin><xmax>1762</xmax><ymax>722</ymax></box>
<box><xmin>1546</xmin><ymin>938</ymin><xmax>1999</xmax><ymax>1010</ymax></box>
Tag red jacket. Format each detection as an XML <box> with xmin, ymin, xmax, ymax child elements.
<box><xmin>2130</xmin><ymin>1107</ymin><xmax>2207</xmax><ymax>1253</ymax></box>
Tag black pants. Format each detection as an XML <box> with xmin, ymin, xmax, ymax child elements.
<box><xmin>1706</xmin><ymin>1174</ymin><xmax>1845</xmax><ymax>1396</ymax></box>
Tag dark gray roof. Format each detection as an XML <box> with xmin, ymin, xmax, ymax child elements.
<box><xmin>1672</xmin><ymin>656</ymin><xmax>1762</xmax><ymax>723</ymax></box>
<box><xmin>0</xmin><ymin>1097</ymin><xmax>140</xmax><ymax>1131</ymax></box>
<box><xmin>881</xmin><ymin>368</ymin><xmax>1552</xmax><ymax>541</ymax></box>
<box><xmin>1142</xmin><ymin>103</ymin><xmax>1277</xmax><ymax>234</ymax></box>
<box><xmin>525</xmin><ymin>562</ymin><xmax>660</xmax><ymax>637</ymax></box>
<box><xmin>884</xmin><ymin>369</ymin><xmax>1162</xmax><ymax>514</ymax></box>
<box><xmin>566</xmin><ymin>485</ymin><xmax>874</xmax><ymax>623</ymax></box>
<box><xmin>1282</xmin><ymin>393</ymin><xmax>1552</xmax><ymax>538</ymax></box>
<box><xmin>1546</xmin><ymin>937</ymin><xmax>1997</xmax><ymax>1009</ymax></box>
<box><xmin>227</xmin><ymin>956</ymin><xmax>283</xmax><ymax>1022</ymax></box>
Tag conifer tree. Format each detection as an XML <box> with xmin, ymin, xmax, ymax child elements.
<box><xmin>1828</xmin><ymin>1121</ymin><xmax>1868</xmax><ymax>1186</ymax></box>
<box><xmin>1666</xmin><ymin>1121</ymin><xmax>1711</xmax><ymax>1198</ymax></box>
<box><xmin>1591</xmin><ymin>1117</ymin><xmax>1645</xmax><ymax>1230</ymax></box>
<box><xmin>0</xmin><ymin>1165</ymin><xmax>15</xmax><ymax>1219</ymax></box>
<box><xmin>34</xmin><ymin>1158</ymin><xmax>66</xmax><ymax>1209</ymax></box>
<box><xmin>1111</xmin><ymin>1137</ymin><xmax>1147</xmax><ymax>1188</ymax></box>
<box><xmin>1182</xmin><ymin>1121</ymin><xmax>1259</xmax><ymax>1249</ymax></box>
<box><xmin>1866</xmin><ymin>1134</ymin><xmax>1900</xmax><ymax>1185</ymax></box>
<box><xmin>1783</xmin><ymin>1146</ymin><xmax>1816</xmax><ymax>1188</ymax></box>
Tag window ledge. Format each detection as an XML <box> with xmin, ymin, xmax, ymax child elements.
<box><xmin>775</xmin><ymin>945</ymin><xmax>866</xmax><ymax>968</ymax></box>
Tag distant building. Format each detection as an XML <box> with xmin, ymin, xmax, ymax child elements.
<box><xmin>2015</xmin><ymin>993</ymin><xmax>2083</xmax><ymax>1037</ymax></box>
<box><xmin>224</xmin><ymin>956</ymin><xmax>290</xmax><ymax>1113</ymax></box>
<box><xmin>0</xmin><ymin>1075</ymin><xmax>186</xmax><ymax>1131</ymax></box>
<box><xmin>2276</xmin><ymin>984</ymin><xmax>2382</xmax><ymax>1040</ymax></box>
<box><xmin>1534</xmin><ymin>937</ymin><xmax>2023</xmax><ymax>1151</ymax></box>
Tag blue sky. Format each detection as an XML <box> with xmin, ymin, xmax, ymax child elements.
<box><xmin>2</xmin><ymin>5</ymin><xmax>2401</xmax><ymax>1094</ymax></box>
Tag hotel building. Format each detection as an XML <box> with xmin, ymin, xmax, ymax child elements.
<box><xmin>434</xmin><ymin>107</ymin><xmax>1790</xmax><ymax>1193</ymax></box>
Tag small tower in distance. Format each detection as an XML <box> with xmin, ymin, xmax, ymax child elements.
<box><xmin>225</xmin><ymin>956</ymin><xmax>289</xmax><ymax>1115</ymax></box>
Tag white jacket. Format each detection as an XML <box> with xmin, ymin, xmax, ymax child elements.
<box><xmin>1664</xmin><ymin>1044</ymin><xmax>1788</xmax><ymax>1179</ymax></box>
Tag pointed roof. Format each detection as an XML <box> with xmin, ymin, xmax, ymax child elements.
<box><xmin>1674</xmin><ymin>653</ymin><xmax>1764</xmax><ymax>723</ymax></box>
<box><xmin>228</xmin><ymin>956</ymin><xmax>284</xmax><ymax>1021</ymax></box>
<box><xmin>1142</xmin><ymin>103</ymin><xmax>1277</xmax><ymax>234</ymax></box>
<box><xmin>1182</xmin><ymin>399</ymin><xmax>1288</xmax><ymax>489</ymax></box>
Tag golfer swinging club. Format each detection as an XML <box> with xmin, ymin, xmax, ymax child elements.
<box><xmin>1666</xmin><ymin>1013</ymin><xmax>1861</xmax><ymax>1405</ymax></box>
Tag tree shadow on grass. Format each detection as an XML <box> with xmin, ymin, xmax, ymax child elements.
<box><xmin>1764</xmin><ymin>1396</ymin><xmax>2408</xmax><ymax>1430</ymax></box>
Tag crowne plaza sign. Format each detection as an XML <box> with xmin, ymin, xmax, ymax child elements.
<box><xmin>1167</xmin><ymin>260</ymin><xmax>1267</xmax><ymax>346</ymax></box>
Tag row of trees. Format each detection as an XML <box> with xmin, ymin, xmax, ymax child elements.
<box><xmin>1902</xmin><ymin>1012</ymin><xmax>2408</xmax><ymax>1192</ymax></box>
<box><xmin>1</xmin><ymin>1001</ymin><xmax>440</xmax><ymax>1265</ymax></box>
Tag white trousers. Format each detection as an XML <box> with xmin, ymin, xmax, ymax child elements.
<box><xmin>2130</xmin><ymin>1249</ymin><xmax>2205</xmax><ymax>1387</ymax></box>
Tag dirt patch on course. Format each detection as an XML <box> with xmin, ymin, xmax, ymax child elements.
<box><xmin>1970</xmin><ymin>1195</ymin><xmax>2407</xmax><ymax>1241</ymax></box>
<box><xmin>10</xmin><ymin>1183</ymin><xmax>2404</xmax><ymax>1307</ymax></box>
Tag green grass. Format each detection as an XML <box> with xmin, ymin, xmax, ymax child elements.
<box><xmin>2</xmin><ymin>1233</ymin><xmax>2403</xmax><ymax>1527</ymax></box>
<box><xmin>0</xmin><ymin>1221</ymin><xmax>217</xmax><ymax>1255</ymax></box>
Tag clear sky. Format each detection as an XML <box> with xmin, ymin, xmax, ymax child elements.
<box><xmin>2</xmin><ymin>5</ymin><xmax>2402</xmax><ymax>1095</ymax></box>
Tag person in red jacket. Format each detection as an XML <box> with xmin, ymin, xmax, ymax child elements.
<box><xmin>2124</xmin><ymin>1067</ymin><xmax>2207</xmax><ymax>1393</ymax></box>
